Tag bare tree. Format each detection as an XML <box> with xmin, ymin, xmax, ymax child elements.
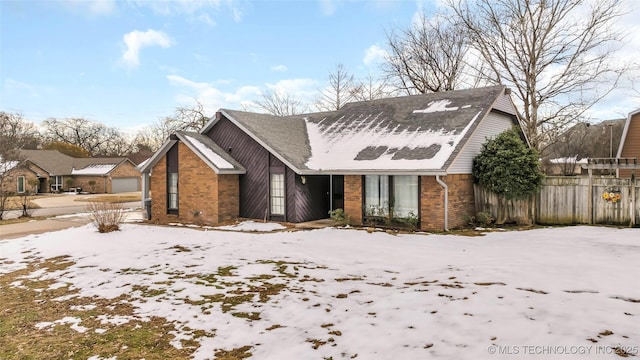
<box><xmin>448</xmin><ymin>0</ymin><xmax>628</xmax><ymax>151</ymax></box>
<box><xmin>0</xmin><ymin>112</ymin><xmax>40</xmax><ymax>160</ymax></box>
<box><xmin>41</xmin><ymin>117</ymin><xmax>133</xmax><ymax>156</ymax></box>
<box><xmin>383</xmin><ymin>12</ymin><xmax>469</xmax><ymax>95</ymax></box>
<box><xmin>255</xmin><ymin>89</ymin><xmax>309</xmax><ymax>116</ymax></box>
<box><xmin>135</xmin><ymin>99</ymin><xmax>211</xmax><ymax>151</ymax></box>
<box><xmin>351</xmin><ymin>72</ymin><xmax>390</xmax><ymax>102</ymax></box>
<box><xmin>315</xmin><ymin>64</ymin><xmax>358</xmax><ymax>111</ymax></box>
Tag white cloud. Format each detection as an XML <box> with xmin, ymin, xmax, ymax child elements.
<box><xmin>61</xmin><ymin>0</ymin><xmax>116</xmax><ymax>16</ymax></box>
<box><xmin>121</xmin><ymin>29</ymin><xmax>174</xmax><ymax>68</ymax></box>
<box><xmin>319</xmin><ymin>0</ymin><xmax>337</xmax><ymax>16</ymax></box>
<box><xmin>126</xmin><ymin>0</ymin><xmax>242</xmax><ymax>22</ymax></box>
<box><xmin>363</xmin><ymin>44</ymin><xmax>388</xmax><ymax>67</ymax></box>
<box><xmin>264</xmin><ymin>78</ymin><xmax>317</xmax><ymax>96</ymax></box>
<box><xmin>167</xmin><ymin>75</ymin><xmax>318</xmax><ymax>114</ymax></box>
<box><xmin>167</xmin><ymin>75</ymin><xmax>261</xmax><ymax>114</ymax></box>
<box><xmin>88</xmin><ymin>0</ymin><xmax>116</xmax><ymax>15</ymax></box>
<box><xmin>270</xmin><ymin>65</ymin><xmax>288</xmax><ymax>72</ymax></box>
<box><xmin>4</xmin><ymin>78</ymin><xmax>41</xmax><ymax>97</ymax></box>
<box><xmin>195</xmin><ymin>13</ymin><xmax>216</xmax><ymax>26</ymax></box>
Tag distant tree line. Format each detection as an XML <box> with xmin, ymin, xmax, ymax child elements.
<box><xmin>1</xmin><ymin>0</ymin><xmax>631</xmax><ymax>161</ymax></box>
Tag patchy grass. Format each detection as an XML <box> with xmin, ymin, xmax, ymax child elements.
<box><xmin>214</xmin><ymin>345</ymin><xmax>253</xmax><ymax>359</ymax></box>
<box><xmin>2</xmin><ymin>196</ymin><xmax>43</xmax><ymax>211</ymax></box>
<box><xmin>0</xmin><ymin>257</ymin><xmax>193</xmax><ymax>360</ymax></box>
<box><xmin>0</xmin><ymin>216</ymin><xmax>47</xmax><ymax>226</ymax></box>
<box><xmin>79</xmin><ymin>194</ymin><xmax>141</xmax><ymax>203</ymax></box>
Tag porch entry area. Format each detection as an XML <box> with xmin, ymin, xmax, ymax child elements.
<box><xmin>267</xmin><ymin>174</ymin><xmax>344</xmax><ymax>223</ymax></box>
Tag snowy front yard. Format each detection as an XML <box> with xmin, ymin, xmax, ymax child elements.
<box><xmin>1</xmin><ymin>223</ymin><xmax>638</xmax><ymax>359</ymax></box>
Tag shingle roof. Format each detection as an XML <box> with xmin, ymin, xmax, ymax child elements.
<box><xmin>17</xmin><ymin>150</ymin><xmax>131</xmax><ymax>176</ymax></box>
<box><xmin>217</xmin><ymin>85</ymin><xmax>509</xmax><ymax>174</ymax></box>
<box><xmin>176</xmin><ymin>131</ymin><xmax>246</xmax><ymax>174</ymax></box>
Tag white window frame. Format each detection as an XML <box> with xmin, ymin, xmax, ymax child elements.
<box><xmin>270</xmin><ymin>173</ymin><xmax>285</xmax><ymax>215</ymax></box>
<box><xmin>51</xmin><ymin>176</ymin><xmax>63</xmax><ymax>192</ymax></box>
<box><xmin>168</xmin><ymin>172</ymin><xmax>178</xmax><ymax>211</ymax></box>
<box><xmin>17</xmin><ymin>176</ymin><xmax>25</xmax><ymax>193</ymax></box>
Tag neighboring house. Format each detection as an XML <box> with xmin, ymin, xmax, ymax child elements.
<box><xmin>1</xmin><ymin>150</ymin><xmax>140</xmax><ymax>194</ymax></box>
<box><xmin>617</xmin><ymin>108</ymin><xmax>640</xmax><ymax>178</ymax></box>
<box><xmin>541</xmin><ymin>119</ymin><xmax>625</xmax><ymax>176</ymax></box>
<box><xmin>141</xmin><ymin>85</ymin><xmax>524</xmax><ymax>231</ymax></box>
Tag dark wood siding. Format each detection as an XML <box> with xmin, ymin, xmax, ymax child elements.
<box><xmin>297</xmin><ymin>175</ymin><xmax>330</xmax><ymax>222</ymax></box>
<box><xmin>207</xmin><ymin>115</ymin><xmax>331</xmax><ymax>223</ymax></box>
<box><xmin>207</xmin><ymin>117</ymin><xmax>269</xmax><ymax>219</ymax></box>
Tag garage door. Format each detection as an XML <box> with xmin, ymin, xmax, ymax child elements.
<box><xmin>112</xmin><ymin>177</ymin><xmax>139</xmax><ymax>193</ymax></box>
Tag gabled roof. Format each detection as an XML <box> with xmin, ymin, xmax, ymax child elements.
<box><xmin>140</xmin><ymin>131</ymin><xmax>246</xmax><ymax>174</ymax></box>
<box><xmin>16</xmin><ymin>150</ymin><xmax>133</xmax><ymax>176</ymax></box>
<box><xmin>202</xmin><ymin>85</ymin><xmax>512</xmax><ymax>175</ymax></box>
<box><xmin>616</xmin><ymin>107</ymin><xmax>640</xmax><ymax>158</ymax></box>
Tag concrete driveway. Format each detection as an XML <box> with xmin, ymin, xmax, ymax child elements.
<box><xmin>1</xmin><ymin>192</ymin><xmax>143</xmax><ymax>240</ymax></box>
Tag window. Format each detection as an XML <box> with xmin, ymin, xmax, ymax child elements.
<box><xmin>166</xmin><ymin>143</ymin><xmax>179</xmax><ymax>214</ymax></box>
<box><xmin>270</xmin><ymin>173</ymin><xmax>285</xmax><ymax>215</ymax></box>
<box><xmin>393</xmin><ymin>175</ymin><xmax>419</xmax><ymax>218</ymax></box>
<box><xmin>364</xmin><ymin>175</ymin><xmax>418</xmax><ymax>218</ymax></box>
<box><xmin>168</xmin><ymin>172</ymin><xmax>178</xmax><ymax>212</ymax></box>
<box><xmin>17</xmin><ymin>176</ymin><xmax>25</xmax><ymax>193</ymax></box>
<box><xmin>51</xmin><ymin>176</ymin><xmax>63</xmax><ymax>192</ymax></box>
<box><xmin>365</xmin><ymin>175</ymin><xmax>389</xmax><ymax>216</ymax></box>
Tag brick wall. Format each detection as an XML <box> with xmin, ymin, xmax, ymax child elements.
<box><xmin>445</xmin><ymin>174</ymin><xmax>475</xmax><ymax>229</ymax></box>
<box><xmin>149</xmin><ymin>142</ymin><xmax>239</xmax><ymax>225</ymax></box>
<box><xmin>343</xmin><ymin>175</ymin><xmax>362</xmax><ymax>225</ymax></box>
<box><xmin>620</xmin><ymin>112</ymin><xmax>640</xmax><ymax>178</ymax></box>
<box><xmin>72</xmin><ymin>176</ymin><xmax>108</xmax><ymax>193</ymax></box>
<box><xmin>420</xmin><ymin>174</ymin><xmax>475</xmax><ymax>231</ymax></box>
<box><xmin>150</xmin><ymin>152</ymin><xmax>169</xmax><ymax>222</ymax></box>
<box><xmin>420</xmin><ymin>176</ymin><xmax>445</xmax><ymax>231</ymax></box>
<box><xmin>2</xmin><ymin>166</ymin><xmax>39</xmax><ymax>194</ymax></box>
<box><xmin>217</xmin><ymin>174</ymin><xmax>240</xmax><ymax>222</ymax></box>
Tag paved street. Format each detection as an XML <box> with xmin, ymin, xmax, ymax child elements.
<box><xmin>1</xmin><ymin>193</ymin><xmax>143</xmax><ymax>240</ymax></box>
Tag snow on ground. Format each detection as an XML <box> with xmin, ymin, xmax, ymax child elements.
<box><xmin>1</xmin><ymin>224</ymin><xmax>639</xmax><ymax>359</ymax></box>
<box><xmin>214</xmin><ymin>220</ymin><xmax>287</xmax><ymax>232</ymax></box>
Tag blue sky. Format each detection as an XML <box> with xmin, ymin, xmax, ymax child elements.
<box><xmin>1</xmin><ymin>0</ymin><xmax>425</xmax><ymax>132</ymax></box>
<box><xmin>1</xmin><ymin>0</ymin><xmax>639</xmax><ymax>133</ymax></box>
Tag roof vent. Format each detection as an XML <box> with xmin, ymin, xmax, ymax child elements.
<box><xmin>504</xmin><ymin>88</ymin><xmax>511</xmax><ymax>95</ymax></box>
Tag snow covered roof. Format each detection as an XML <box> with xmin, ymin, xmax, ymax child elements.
<box><xmin>14</xmin><ymin>150</ymin><xmax>133</xmax><ymax>176</ymax></box>
<box><xmin>135</xmin><ymin>158</ymin><xmax>151</xmax><ymax>171</ymax></box>
<box><xmin>140</xmin><ymin>132</ymin><xmax>246</xmax><ymax>174</ymax></box>
<box><xmin>219</xmin><ymin>85</ymin><xmax>511</xmax><ymax>174</ymax></box>
<box><xmin>181</xmin><ymin>133</ymin><xmax>235</xmax><ymax>170</ymax></box>
<box><xmin>71</xmin><ymin>164</ymin><xmax>117</xmax><ymax>175</ymax></box>
<box><xmin>548</xmin><ymin>157</ymin><xmax>589</xmax><ymax>165</ymax></box>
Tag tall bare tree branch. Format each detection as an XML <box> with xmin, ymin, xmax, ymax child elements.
<box><xmin>383</xmin><ymin>12</ymin><xmax>470</xmax><ymax>95</ymax></box>
<box><xmin>255</xmin><ymin>89</ymin><xmax>309</xmax><ymax>116</ymax></box>
<box><xmin>448</xmin><ymin>0</ymin><xmax>628</xmax><ymax>150</ymax></box>
<box><xmin>315</xmin><ymin>64</ymin><xmax>357</xmax><ymax>111</ymax></box>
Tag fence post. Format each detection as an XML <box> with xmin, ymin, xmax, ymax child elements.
<box><xmin>631</xmin><ymin>176</ymin><xmax>636</xmax><ymax>226</ymax></box>
<box><xmin>588</xmin><ymin>169</ymin><xmax>593</xmax><ymax>224</ymax></box>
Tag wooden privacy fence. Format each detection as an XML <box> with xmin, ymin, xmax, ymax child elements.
<box><xmin>475</xmin><ymin>176</ymin><xmax>640</xmax><ymax>226</ymax></box>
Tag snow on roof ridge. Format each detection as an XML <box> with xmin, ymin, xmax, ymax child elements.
<box><xmin>183</xmin><ymin>134</ymin><xmax>234</xmax><ymax>169</ymax></box>
<box><xmin>71</xmin><ymin>163</ymin><xmax>117</xmax><ymax>175</ymax></box>
<box><xmin>413</xmin><ymin>100</ymin><xmax>461</xmax><ymax>114</ymax></box>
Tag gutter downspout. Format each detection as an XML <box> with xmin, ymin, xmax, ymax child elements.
<box><xmin>435</xmin><ymin>175</ymin><xmax>449</xmax><ymax>231</ymax></box>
